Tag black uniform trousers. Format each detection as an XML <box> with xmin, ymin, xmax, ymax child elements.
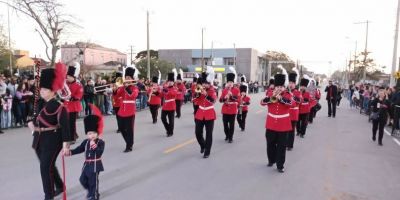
<box><xmin>223</xmin><ymin>114</ymin><xmax>236</xmax><ymax>140</ymax></box>
<box><xmin>193</xmin><ymin>104</ymin><xmax>199</xmax><ymax>115</ymax></box>
<box><xmin>236</xmin><ymin>111</ymin><xmax>248</xmax><ymax>130</ymax></box>
<box><xmin>161</xmin><ymin>110</ymin><xmax>175</xmax><ymax>136</ymax></box>
<box><xmin>120</xmin><ymin>115</ymin><xmax>135</xmax><ymax>150</ymax></box>
<box><xmin>69</xmin><ymin>112</ymin><xmax>78</xmax><ymax>140</ymax></box>
<box><xmin>308</xmin><ymin>108</ymin><xmax>316</xmax><ymax>123</ymax></box>
<box><xmin>296</xmin><ymin>113</ymin><xmax>309</xmax><ymax>136</ymax></box>
<box><xmin>372</xmin><ymin>118</ymin><xmax>387</xmax><ymax>143</ymax></box>
<box><xmin>36</xmin><ymin>146</ymin><xmax>63</xmax><ymax>200</ymax></box>
<box><xmin>113</xmin><ymin>107</ymin><xmax>121</xmax><ymax>131</ymax></box>
<box><xmin>175</xmin><ymin>100</ymin><xmax>183</xmax><ymax>118</ymax></box>
<box><xmin>266</xmin><ymin>129</ymin><xmax>287</xmax><ymax>170</ymax></box>
<box><xmin>80</xmin><ymin>170</ymin><xmax>100</xmax><ymax>200</ymax></box>
<box><xmin>149</xmin><ymin>105</ymin><xmax>160</xmax><ymax>123</ymax></box>
<box><xmin>287</xmin><ymin>121</ymin><xmax>297</xmax><ymax>148</ymax></box>
<box><xmin>195</xmin><ymin>119</ymin><xmax>214</xmax><ymax>155</ymax></box>
<box><xmin>327</xmin><ymin>99</ymin><xmax>336</xmax><ymax>117</ymax></box>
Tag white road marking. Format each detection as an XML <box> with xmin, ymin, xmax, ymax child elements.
<box><xmin>384</xmin><ymin>129</ymin><xmax>400</xmax><ymax>147</ymax></box>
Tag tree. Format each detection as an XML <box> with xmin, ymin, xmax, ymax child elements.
<box><xmin>2</xmin><ymin>0</ymin><xmax>77</xmax><ymax>66</ymax></box>
<box><xmin>349</xmin><ymin>51</ymin><xmax>378</xmax><ymax>82</ymax></box>
<box><xmin>135</xmin><ymin>50</ymin><xmax>158</xmax><ymax>61</ymax></box>
<box><xmin>0</xmin><ymin>21</ymin><xmax>15</xmax><ymax>72</ymax></box>
<box><xmin>135</xmin><ymin>58</ymin><xmax>174</xmax><ymax>80</ymax></box>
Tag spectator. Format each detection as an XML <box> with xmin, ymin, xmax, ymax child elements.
<box><xmin>95</xmin><ymin>77</ymin><xmax>105</xmax><ymax>113</ymax></box>
<box><xmin>84</xmin><ymin>79</ymin><xmax>95</xmax><ymax>115</ymax></box>
<box><xmin>370</xmin><ymin>87</ymin><xmax>391</xmax><ymax>146</ymax></box>
<box><xmin>1</xmin><ymin>88</ymin><xmax>12</xmax><ymax>130</ymax></box>
<box><xmin>352</xmin><ymin>87</ymin><xmax>360</xmax><ymax>108</ymax></box>
<box><xmin>15</xmin><ymin>83</ymin><xmax>32</xmax><ymax>127</ymax></box>
<box><xmin>362</xmin><ymin>86</ymin><xmax>371</xmax><ymax>112</ymax></box>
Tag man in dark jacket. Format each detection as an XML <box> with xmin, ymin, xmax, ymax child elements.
<box><xmin>325</xmin><ymin>80</ymin><xmax>338</xmax><ymax>118</ymax></box>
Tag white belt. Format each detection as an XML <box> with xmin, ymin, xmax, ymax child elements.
<box><xmin>268</xmin><ymin>113</ymin><xmax>290</xmax><ymax>118</ymax></box>
<box><xmin>165</xmin><ymin>99</ymin><xmax>175</xmax><ymax>103</ymax></box>
<box><xmin>199</xmin><ymin>106</ymin><xmax>214</xmax><ymax>110</ymax></box>
<box><xmin>225</xmin><ymin>102</ymin><xmax>238</xmax><ymax>105</ymax></box>
<box><xmin>123</xmin><ymin>100</ymin><xmax>136</xmax><ymax>104</ymax></box>
<box><xmin>301</xmin><ymin>103</ymin><xmax>309</xmax><ymax>105</ymax></box>
<box><xmin>290</xmin><ymin>107</ymin><xmax>299</xmax><ymax>110</ymax></box>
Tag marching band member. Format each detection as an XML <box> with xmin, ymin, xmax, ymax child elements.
<box><xmin>161</xmin><ymin>71</ymin><xmax>178</xmax><ymax>137</ymax></box>
<box><xmin>66</xmin><ymin>104</ymin><xmax>104</xmax><ymax>200</ymax></box>
<box><xmin>266</xmin><ymin>78</ymin><xmax>275</xmax><ymax>95</ymax></box>
<box><xmin>147</xmin><ymin>74</ymin><xmax>162</xmax><ymax>124</ymax></box>
<box><xmin>297</xmin><ymin>78</ymin><xmax>311</xmax><ymax>138</ymax></box>
<box><xmin>260</xmin><ymin>74</ymin><xmax>295</xmax><ymax>173</ymax></box>
<box><xmin>287</xmin><ymin>71</ymin><xmax>302</xmax><ymax>150</ymax></box>
<box><xmin>112</xmin><ymin>72</ymin><xmax>123</xmax><ymax>133</ymax></box>
<box><xmin>219</xmin><ymin>67</ymin><xmax>240</xmax><ymax>143</ymax></box>
<box><xmin>65</xmin><ymin>62</ymin><xmax>84</xmax><ymax>141</ymax></box>
<box><xmin>193</xmin><ymin>67</ymin><xmax>217</xmax><ymax>158</ymax></box>
<box><xmin>175</xmin><ymin>69</ymin><xmax>186</xmax><ymax>118</ymax></box>
<box><xmin>28</xmin><ymin>63</ymin><xmax>73</xmax><ymax>200</ymax></box>
<box><xmin>237</xmin><ymin>75</ymin><xmax>251</xmax><ymax>132</ymax></box>
<box><xmin>308</xmin><ymin>79</ymin><xmax>321</xmax><ymax>124</ymax></box>
<box><xmin>191</xmin><ymin>74</ymin><xmax>199</xmax><ymax>114</ymax></box>
<box><xmin>116</xmin><ymin>65</ymin><xmax>139</xmax><ymax>152</ymax></box>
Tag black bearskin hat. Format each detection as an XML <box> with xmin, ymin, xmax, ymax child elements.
<box><xmin>84</xmin><ymin>115</ymin><xmax>100</xmax><ymax>134</ymax></box>
<box><xmin>177</xmin><ymin>73</ymin><xmax>182</xmax><ymax>81</ymax></box>
<box><xmin>240</xmin><ymin>85</ymin><xmax>247</xmax><ymax>93</ymax></box>
<box><xmin>274</xmin><ymin>74</ymin><xmax>285</xmax><ymax>87</ymax></box>
<box><xmin>289</xmin><ymin>73</ymin><xmax>297</xmax><ymax>83</ymax></box>
<box><xmin>167</xmin><ymin>73</ymin><xmax>175</xmax><ymax>82</ymax></box>
<box><xmin>125</xmin><ymin>67</ymin><xmax>135</xmax><ymax>78</ymax></box>
<box><xmin>152</xmin><ymin>76</ymin><xmax>158</xmax><ymax>83</ymax></box>
<box><xmin>300</xmin><ymin>78</ymin><xmax>310</xmax><ymax>87</ymax></box>
<box><xmin>226</xmin><ymin>73</ymin><xmax>235</xmax><ymax>82</ymax></box>
<box><xmin>269</xmin><ymin>78</ymin><xmax>275</xmax><ymax>85</ymax></box>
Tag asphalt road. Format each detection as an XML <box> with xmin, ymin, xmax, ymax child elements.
<box><xmin>1</xmin><ymin>91</ymin><xmax>399</xmax><ymax>200</ymax></box>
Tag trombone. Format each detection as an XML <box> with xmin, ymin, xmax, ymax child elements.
<box><xmin>94</xmin><ymin>78</ymin><xmax>136</xmax><ymax>93</ymax></box>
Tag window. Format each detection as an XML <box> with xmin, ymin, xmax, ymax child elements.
<box><xmin>224</xmin><ymin>58</ymin><xmax>234</xmax><ymax>65</ymax></box>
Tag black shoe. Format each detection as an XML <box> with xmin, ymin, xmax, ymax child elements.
<box><xmin>116</xmin><ymin>130</ymin><xmax>121</xmax><ymax>133</ymax></box>
<box><xmin>287</xmin><ymin>147</ymin><xmax>293</xmax><ymax>151</ymax></box>
<box><xmin>0</xmin><ymin>130</ymin><xmax>3</xmax><ymax>134</ymax></box>
<box><xmin>267</xmin><ymin>162</ymin><xmax>275</xmax><ymax>167</ymax></box>
<box><xmin>278</xmin><ymin>168</ymin><xmax>285</xmax><ymax>173</ymax></box>
<box><xmin>300</xmin><ymin>135</ymin><xmax>304</xmax><ymax>138</ymax></box>
<box><xmin>203</xmin><ymin>154</ymin><xmax>210</xmax><ymax>158</ymax></box>
<box><xmin>54</xmin><ymin>188</ymin><xmax>63</xmax><ymax>196</ymax></box>
<box><xmin>225</xmin><ymin>137</ymin><xmax>228</xmax><ymax>141</ymax></box>
<box><xmin>296</xmin><ymin>133</ymin><xmax>300</xmax><ymax>136</ymax></box>
<box><xmin>328</xmin><ymin>115</ymin><xmax>331</xmax><ymax>117</ymax></box>
<box><xmin>333</xmin><ymin>115</ymin><xmax>335</xmax><ymax>118</ymax></box>
<box><xmin>167</xmin><ymin>134</ymin><xmax>173</xmax><ymax>137</ymax></box>
<box><xmin>372</xmin><ymin>137</ymin><xmax>376</xmax><ymax>141</ymax></box>
<box><xmin>378</xmin><ymin>141</ymin><xmax>383</xmax><ymax>146</ymax></box>
<box><xmin>200</xmin><ymin>147</ymin><xmax>205</xmax><ymax>154</ymax></box>
<box><xmin>388</xmin><ymin>122</ymin><xmax>393</xmax><ymax>127</ymax></box>
<box><xmin>241</xmin><ymin>128</ymin><xmax>245</xmax><ymax>132</ymax></box>
<box><xmin>123</xmin><ymin>148</ymin><xmax>132</xmax><ymax>153</ymax></box>
<box><xmin>228</xmin><ymin>139</ymin><xmax>233</xmax><ymax>143</ymax></box>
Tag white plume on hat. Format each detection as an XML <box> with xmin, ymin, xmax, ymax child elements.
<box><xmin>277</xmin><ymin>65</ymin><xmax>289</xmax><ymax>86</ymax></box>
<box><xmin>206</xmin><ymin>66</ymin><xmax>215</xmax><ymax>83</ymax></box>
<box><xmin>292</xmin><ymin>67</ymin><xmax>300</xmax><ymax>84</ymax></box>
<box><xmin>172</xmin><ymin>68</ymin><xmax>177</xmax><ymax>81</ymax></box>
<box><xmin>72</xmin><ymin>62</ymin><xmax>81</xmax><ymax>77</ymax></box>
<box><xmin>179</xmin><ymin>68</ymin><xmax>184</xmax><ymax>80</ymax></box>
<box><xmin>241</xmin><ymin>74</ymin><xmax>247</xmax><ymax>83</ymax></box>
<box><xmin>158</xmin><ymin>70</ymin><xmax>161</xmax><ymax>85</ymax></box>
<box><xmin>195</xmin><ymin>73</ymin><xmax>199</xmax><ymax>78</ymax></box>
<box><xmin>228</xmin><ymin>66</ymin><xmax>237</xmax><ymax>83</ymax></box>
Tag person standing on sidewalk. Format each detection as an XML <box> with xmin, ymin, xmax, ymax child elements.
<box><xmin>370</xmin><ymin>87</ymin><xmax>391</xmax><ymax>146</ymax></box>
<box><xmin>325</xmin><ymin>80</ymin><xmax>338</xmax><ymax>118</ymax></box>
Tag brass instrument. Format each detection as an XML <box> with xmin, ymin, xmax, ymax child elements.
<box><xmin>238</xmin><ymin>94</ymin><xmax>245</xmax><ymax>115</ymax></box>
<box><xmin>270</xmin><ymin>88</ymin><xmax>282</xmax><ymax>103</ymax></box>
<box><xmin>195</xmin><ymin>85</ymin><xmax>204</xmax><ymax>93</ymax></box>
<box><xmin>57</xmin><ymin>82</ymin><xmax>72</xmax><ymax>100</ymax></box>
<box><xmin>94</xmin><ymin>78</ymin><xmax>136</xmax><ymax>93</ymax></box>
<box><xmin>148</xmin><ymin>86</ymin><xmax>159</xmax><ymax>103</ymax></box>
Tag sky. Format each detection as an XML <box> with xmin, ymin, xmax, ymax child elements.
<box><xmin>0</xmin><ymin>0</ymin><xmax>399</xmax><ymax>75</ymax></box>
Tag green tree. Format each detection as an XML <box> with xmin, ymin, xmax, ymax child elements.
<box><xmin>265</xmin><ymin>51</ymin><xmax>296</xmax><ymax>75</ymax></box>
<box><xmin>135</xmin><ymin>50</ymin><xmax>158</xmax><ymax>61</ymax></box>
<box><xmin>0</xmin><ymin>21</ymin><xmax>15</xmax><ymax>72</ymax></box>
<box><xmin>135</xmin><ymin>58</ymin><xmax>174</xmax><ymax>80</ymax></box>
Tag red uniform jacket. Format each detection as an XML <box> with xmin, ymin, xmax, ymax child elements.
<box><xmin>299</xmin><ymin>91</ymin><xmax>311</xmax><ymax>114</ymax></box>
<box><xmin>219</xmin><ymin>87</ymin><xmax>240</xmax><ymax>115</ymax></box>
<box><xmin>310</xmin><ymin>89</ymin><xmax>321</xmax><ymax>108</ymax></box>
<box><xmin>194</xmin><ymin>87</ymin><xmax>217</xmax><ymax>121</ymax></box>
<box><xmin>112</xmin><ymin>88</ymin><xmax>122</xmax><ymax>108</ymax></box>
<box><xmin>147</xmin><ymin>86</ymin><xmax>162</xmax><ymax>106</ymax></box>
<box><xmin>65</xmin><ymin>81</ymin><xmax>83</xmax><ymax>113</ymax></box>
<box><xmin>175</xmin><ymin>83</ymin><xmax>186</xmax><ymax>100</ymax></box>
<box><xmin>161</xmin><ymin>86</ymin><xmax>177</xmax><ymax>111</ymax></box>
<box><xmin>116</xmin><ymin>85</ymin><xmax>139</xmax><ymax>117</ymax></box>
<box><xmin>260</xmin><ymin>90</ymin><xmax>294</xmax><ymax>132</ymax></box>
<box><xmin>239</xmin><ymin>95</ymin><xmax>251</xmax><ymax>112</ymax></box>
<box><xmin>289</xmin><ymin>89</ymin><xmax>302</xmax><ymax>121</ymax></box>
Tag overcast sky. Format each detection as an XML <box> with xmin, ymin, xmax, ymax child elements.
<box><xmin>0</xmin><ymin>0</ymin><xmax>398</xmax><ymax>75</ymax></box>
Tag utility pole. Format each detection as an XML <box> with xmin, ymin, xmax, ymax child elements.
<box><xmin>353</xmin><ymin>41</ymin><xmax>358</xmax><ymax>75</ymax></box>
<box><xmin>7</xmin><ymin>5</ymin><xmax>12</xmax><ymax>74</ymax></box>
<box><xmin>391</xmin><ymin>0</ymin><xmax>400</xmax><ymax>86</ymax></box>
<box><xmin>201</xmin><ymin>28</ymin><xmax>204</xmax><ymax>72</ymax></box>
<box><xmin>233</xmin><ymin>43</ymin><xmax>237</xmax><ymax>70</ymax></box>
<box><xmin>129</xmin><ymin>45</ymin><xmax>135</xmax><ymax>64</ymax></box>
<box><xmin>147</xmin><ymin>10</ymin><xmax>150</xmax><ymax>79</ymax></box>
<box><xmin>355</xmin><ymin>20</ymin><xmax>370</xmax><ymax>83</ymax></box>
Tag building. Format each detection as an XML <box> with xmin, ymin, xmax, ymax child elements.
<box><xmin>14</xmin><ymin>50</ymin><xmax>48</xmax><ymax>69</ymax></box>
<box><xmin>61</xmin><ymin>42</ymin><xmax>127</xmax><ymax>78</ymax></box>
<box><xmin>158</xmin><ymin>48</ymin><xmax>268</xmax><ymax>83</ymax></box>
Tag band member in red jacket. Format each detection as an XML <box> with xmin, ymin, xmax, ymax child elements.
<box><xmin>161</xmin><ymin>72</ymin><xmax>177</xmax><ymax>137</ymax></box>
<box><xmin>237</xmin><ymin>84</ymin><xmax>250</xmax><ymax>131</ymax></box>
<box><xmin>65</xmin><ymin>62</ymin><xmax>84</xmax><ymax>141</ymax></box>
<box><xmin>112</xmin><ymin>72</ymin><xmax>123</xmax><ymax>133</ymax></box>
<box><xmin>287</xmin><ymin>72</ymin><xmax>302</xmax><ymax>150</ymax></box>
<box><xmin>147</xmin><ymin>75</ymin><xmax>162</xmax><ymax>124</ymax></box>
<box><xmin>260</xmin><ymin>74</ymin><xmax>295</xmax><ymax>173</ymax></box>
<box><xmin>297</xmin><ymin>78</ymin><xmax>311</xmax><ymax>138</ymax></box>
<box><xmin>219</xmin><ymin>68</ymin><xmax>240</xmax><ymax>143</ymax></box>
<box><xmin>193</xmin><ymin>67</ymin><xmax>217</xmax><ymax>158</ymax></box>
<box><xmin>308</xmin><ymin>80</ymin><xmax>321</xmax><ymax>124</ymax></box>
<box><xmin>266</xmin><ymin>78</ymin><xmax>275</xmax><ymax>96</ymax></box>
<box><xmin>175</xmin><ymin>69</ymin><xmax>186</xmax><ymax>118</ymax></box>
<box><xmin>116</xmin><ymin>66</ymin><xmax>139</xmax><ymax>152</ymax></box>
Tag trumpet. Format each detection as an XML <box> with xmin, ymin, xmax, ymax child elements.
<box><xmin>270</xmin><ymin>88</ymin><xmax>282</xmax><ymax>103</ymax></box>
<box><xmin>195</xmin><ymin>85</ymin><xmax>204</xmax><ymax>93</ymax></box>
<box><xmin>94</xmin><ymin>78</ymin><xmax>136</xmax><ymax>93</ymax></box>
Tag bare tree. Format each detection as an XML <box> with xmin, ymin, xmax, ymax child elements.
<box><xmin>1</xmin><ymin>0</ymin><xmax>77</xmax><ymax>66</ymax></box>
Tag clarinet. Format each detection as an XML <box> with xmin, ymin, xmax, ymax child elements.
<box><xmin>33</xmin><ymin>60</ymin><xmax>41</xmax><ymax>118</ymax></box>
